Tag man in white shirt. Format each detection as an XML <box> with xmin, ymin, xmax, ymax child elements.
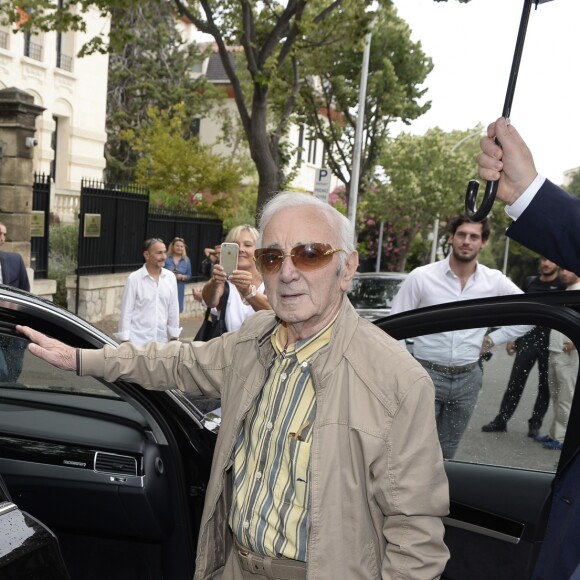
<box><xmin>391</xmin><ymin>215</ymin><xmax>529</xmax><ymax>459</ymax></box>
<box><xmin>115</xmin><ymin>238</ymin><xmax>181</xmax><ymax>346</ymax></box>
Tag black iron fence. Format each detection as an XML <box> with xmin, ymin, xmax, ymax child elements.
<box><xmin>77</xmin><ymin>179</ymin><xmax>223</xmax><ymax>277</ymax></box>
<box><xmin>31</xmin><ymin>173</ymin><xmax>50</xmax><ymax>279</ymax></box>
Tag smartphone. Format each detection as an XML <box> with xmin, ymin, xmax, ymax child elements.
<box><xmin>220</xmin><ymin>242</ymin><xmax>239</xmax><ymax>276</ymax></box>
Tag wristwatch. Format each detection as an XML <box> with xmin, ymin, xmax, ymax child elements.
<box><xmin>483</xmin><ymin>335</ymin><xmax>494</xmax><ymax>349</ymax></box>
<box><xmin>242</xmin><ymin>284</ymin><xmax>257</xmax><ymax>304</ymax></box>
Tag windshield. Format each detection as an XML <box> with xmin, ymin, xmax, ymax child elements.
<box><xmin>348</xmin><ymin>277</ymin><xmax>404</xmax><ymax>309</ymax></box>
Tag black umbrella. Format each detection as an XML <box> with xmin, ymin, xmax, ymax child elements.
<box><xmin>465</xmin><ymin>0</ymin><xmax>555</xmax><ymax>221</ymax></box>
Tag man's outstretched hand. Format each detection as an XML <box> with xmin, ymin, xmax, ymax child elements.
<box><xmin>16</xmin><ymin>325</ymin><xmax>77</xmax><ymax>371</ymax></box>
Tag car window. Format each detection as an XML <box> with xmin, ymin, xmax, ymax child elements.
<box><xmin>408</xmin><ymin>322</ymin><xmax>577</xmax><ymax>473</ymax></box>
<box><xmin>0</xmin><ymin>334</ymin><xmax>119</xmax><ymax>398</ymax></box>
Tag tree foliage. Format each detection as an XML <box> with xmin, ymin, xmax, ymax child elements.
<box><xmin>565</xmin><ymin>169</ymin><xmax>580</xmax><ymax>197</ymax></box>
<box><xmin>297</xmin><ymin>2</ymin><xmax>432</xmax><ymax>198</ymax></box>
<box><xmin>1</xmin><ymin>0</ymin><xmax>475</xmax><ymax>219</ymax></box>
<box><xmin>1</xmin><ymin>0</ymin><xmax>387</xmax><ymax>215</ymax></box>
<box><xmin>359</xmin><ymin>127</ymin><xmax>483</xmax><ymax>271</ymax></box>
<box><xmin>123</xmin><ymin>103</ymin><xmax>246</xmax><ymax>212</ymax></box>
<box><xmin>105</xmin><ymin>2</ymin><xmax>214</xmax><ymax>183</ymax></box>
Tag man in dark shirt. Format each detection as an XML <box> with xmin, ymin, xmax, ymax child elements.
<box><xmin>482</xmin><ymin>256</ymin><xmax>565</xmax><ymax>437</ymax></box>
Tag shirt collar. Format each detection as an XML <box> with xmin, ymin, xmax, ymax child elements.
<box><xmin>272</xmin><ymin>315</ymin><xmax>337</xmax><ymax>363</ymax></box>
<box><xmin>443</xmin><ymin>254</ymin><xmax>480</xmax><ymax>280</ymax></box>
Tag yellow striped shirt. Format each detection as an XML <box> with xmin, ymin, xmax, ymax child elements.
<box><xmin>229</xmin><ymin>320</ymin><xmax>334</xmax><ymax>561</ymax></box>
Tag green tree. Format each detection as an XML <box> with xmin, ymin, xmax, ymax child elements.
<box><xmin>1</xmin><ymin>0</ymin><xmax>474</xmax><ymax>216</ymax></box>
<box><xmin>0</xmin><ymin>1</ymin><xmax>415</xmax><ymax>215</ymax></box>
<box><xmin>105</xmin><ymin>2</ymin><xmax>214</xmax><ymax>183</ymax></box>
<box><xmin>297</xmin><ymin>2</ymin><xmax>432</xmax><ymax>200</ymax></box>
<box><xmin>123</xmin><ymin>103</ymin><xmax>246</xmax><ymax>212</ymax></box>
<box><xmin>361</xmin><ymin>127</ymin><xmax>482</xmax><ymax>271</ymax></box>
<box><xmin>565</xmin><ymin>169</ymin><xmax>580</xmax><ymax>197</ymax></box>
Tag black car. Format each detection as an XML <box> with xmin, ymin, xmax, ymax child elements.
<box><xmin>347</xmin><ymin>272</ymin><xmax>407</xmax><ymax>321</ymax></box>
<box><xmin>1</xmin><ymin>285</ymin><xmax>580</xmax><ymax>579</ymax></box>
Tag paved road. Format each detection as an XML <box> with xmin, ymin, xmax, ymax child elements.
<box><xmin>455</xmin><ymin>346</ymin><xmax>560</xmax><ymax>473</ymax></box>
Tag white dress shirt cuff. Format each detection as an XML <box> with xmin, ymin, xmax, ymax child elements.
<box><xmin>504</xmin><ymin>174</ymin><xmax>545</xmax><ymax>221</ymax></box>
<box><xmin>168</xmin><ymin>326</ymin><xmax>182</xmax><ymax>340</ymax></box>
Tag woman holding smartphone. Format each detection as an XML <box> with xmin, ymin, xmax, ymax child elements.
<box><xmin>201</xmin><ymin>224</ymin><xmax>271</xmax><ymax>331</ymax></box>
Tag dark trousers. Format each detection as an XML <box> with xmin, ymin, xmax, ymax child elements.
<box><xmin>496</xmin><ymin>327</ymin><xmax>550</xmax><ymax>428</ymax></box>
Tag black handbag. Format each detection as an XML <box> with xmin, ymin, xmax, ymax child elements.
<box><xmin>194</xmin><ymin>282</ymin><xmax>229</xmax><ymax>341</ymax></box>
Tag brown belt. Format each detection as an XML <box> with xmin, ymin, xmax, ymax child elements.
<box><xmin>416</xmin><ymin>358</ymin><xmax>479</xmax><ymax>376</ymax></box>
<box><xmin>235</xmin><ymin>541</ymin><xmax>306</xmax><ymax>580</ymax></box>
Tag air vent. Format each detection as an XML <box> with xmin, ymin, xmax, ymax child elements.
<box><xmin>94</xmin><ymin>452</ymin><xmax>137</xmax><ymax>476</ymax></box>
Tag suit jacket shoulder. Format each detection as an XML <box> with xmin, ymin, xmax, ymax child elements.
<box><xmin>507</xmin><ymin>180</ymin><xmax>580</xmax><ymax>275</ymax></box>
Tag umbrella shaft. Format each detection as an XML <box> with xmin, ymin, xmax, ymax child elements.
<box><xmin>502</xmin><ymin>0</ymin><xmax>534</xmax><ymax>119</ymax></box>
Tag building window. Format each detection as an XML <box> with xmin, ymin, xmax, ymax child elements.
<box><xmin>307</xmin><ymin>132</ymin><xmax>318</xmax><ymax>165</ymax></box>
<box><xmin>0</xmin><ymin>30</ymin><xmax>9</xmax><ymax>50</ymax></box>
<box><xmin>297</xmin><ymin>126</ymin><xmax>304</xmax><ymax>163</ymax></box>
<box><xmin>24</xmin><ymin>33</ymin><xmax>43</xmax><ymax>61</ymax></box>
<box><xmin>55</xmin><ymin>0</ymin><xmax>73</xmax><ymax>71</ymax></box>
<box><xmin>50</xmin><ymin>117</ymin><xmax>58</xmax><ymax>181</ymax></box>
<box><xmin>187</xmin><ymin>118</ymin><xmax>200</xmax><ymax>138</ymax></box>
<box><xmin>56</xmin><ymin>40</ymin><xmax>73</xmax><ymax>71</ymax></box>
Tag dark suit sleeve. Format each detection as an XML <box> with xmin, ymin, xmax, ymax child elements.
<box><xmin>507</xmin><ymin>180</ymin><xmax>580</xmax><ymax>275</ymax></box>
<box><xmin>1</xmin><ymin>253</ymin><xmax>30</xmax><ymax>291</ymax></box>
<box><xmin>16</xmin><ymin>255</ymin><xmax>30</xmax><ymax>292</ymax></box>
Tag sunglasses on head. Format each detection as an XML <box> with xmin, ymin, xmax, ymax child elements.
<box><xmin>254</xmin><ymin>243</ymin><xmax>344</xmax><ymax>274</ymax></box>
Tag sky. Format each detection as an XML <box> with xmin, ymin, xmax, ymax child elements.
<box><xmin>392</xmin><ymin>0</ymin><xmax>580</xmax><ymax>185</ymax></box>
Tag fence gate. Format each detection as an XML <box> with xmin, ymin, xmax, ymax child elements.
<box><xmin>76</xmin><ymin>179</ymin><xmax>223</xmax><ymax>312</ymax></box>
<box><xmin>78</xmin><ymin>180</ymin><xmax>150</xmax><ymax>276</ymax></box>
<box><xmin>31</xmin><ymin>172</ymin><xmax>50</xmax><ymax>279</ymax></box>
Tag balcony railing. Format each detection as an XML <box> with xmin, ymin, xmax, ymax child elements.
<box><xmin>56</xmin><ymin>52</ymin><xmax>73</xmax><ymax>72</ymax></box>
<box><xmin>24</xmin><ymin>40</ymin><xmax>43</xmax><ymax>61</ymax></box>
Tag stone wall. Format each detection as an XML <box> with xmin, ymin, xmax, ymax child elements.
<box><xmin>65</xmin><ymin>272</ymin><xmax>207</xmax><ymax>324</ymax></box>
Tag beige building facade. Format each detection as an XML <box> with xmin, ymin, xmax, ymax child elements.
<box><xmin>0</xmin><ymin>9</ymin><xmax>110</xmax><ymax>223</ymax></box>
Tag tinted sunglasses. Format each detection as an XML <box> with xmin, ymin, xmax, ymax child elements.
<box><xmin>254</xmin><ymin>243</ymin><xmax>344</xmax><ymax>274</ymax></box>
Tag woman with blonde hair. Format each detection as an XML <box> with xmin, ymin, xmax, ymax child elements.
<box><xmin>165</xmin><ymin>237</ymin><xmax>192</xmax><ymax>313</ymax></box>
<box><xmin>202</xmin><ymin>224</ymin><xmax>271</xmax><ymax>331</ymax></box>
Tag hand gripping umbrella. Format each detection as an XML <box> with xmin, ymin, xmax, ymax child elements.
<box><xmin>465</xmin><ymin>0</ymin><xmax>554</xmax><ymax>222</ymax></box>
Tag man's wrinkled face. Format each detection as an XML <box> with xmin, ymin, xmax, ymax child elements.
<box><xmin>450</xmin><ymin>222</ymin><xmax>487</xmax><ymax>263</ymax></box>
<box><xmin>260</xmin><ymin>206</ymin><xmax>357</xmax><ymax>338</ymax></box>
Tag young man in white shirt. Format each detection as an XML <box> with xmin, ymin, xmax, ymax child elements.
<box><xmin>391</xmin><ymin>215</ymin><xmax>529</xmax><ymax>459</ymax></box>
<box><xmin>116</xmin><ymin>238</ymin><xmax>181</xmax><ymax>346</ymax></box>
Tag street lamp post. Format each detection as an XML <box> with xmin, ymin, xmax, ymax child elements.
<box><xmin>347</xmin><ymin>24</ymin><xmax>373</xmax><ymax>242</ymax></box>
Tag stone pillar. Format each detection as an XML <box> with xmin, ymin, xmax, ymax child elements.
<box><xmin>0</xmin><ymin>87</ymin><xmax>45</xmax><ymax>265</ymax></box>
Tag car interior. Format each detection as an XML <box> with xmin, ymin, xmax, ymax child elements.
<box><xmin>0</xmin><ymin>297</ymin><xmax>216</xmax><ymax>580</ymax></box>
<box><xmin>2</xmin><ymin>289</ymin><xmax>580</xmax><ymax>579</ymax></box>
<box><xmin>380</xmin><ymin>291</ymin><xmax>580</xmax><ymax>580</ymax></box>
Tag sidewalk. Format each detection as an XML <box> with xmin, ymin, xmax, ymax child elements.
<box><xmin>94</xmin><ymin>315</ymin><xmax>204</xmax><ymax>342</ymax></box>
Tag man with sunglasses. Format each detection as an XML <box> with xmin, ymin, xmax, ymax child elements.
<box><xmin>17</xmin><ymin>193</ymin><xmax>449</xmax><ymax>580</ymax></box>
<box><xmin>115</xmin><ymin>238</ymin><xmax>181</xmax><ymax>346</ymax></box>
